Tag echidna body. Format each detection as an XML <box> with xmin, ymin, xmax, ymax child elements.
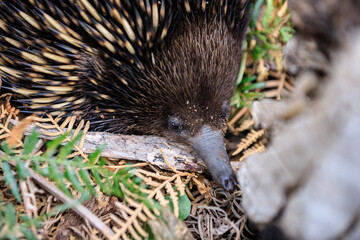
<box><xmin>0</xmin><ymin>0</ymin><xmax>249</xmax><ymax>191</ymax></box>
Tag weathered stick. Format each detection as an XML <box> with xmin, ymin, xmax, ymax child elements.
<box><xmin>11</xmin><ymin>119</ymin><xmax>207</xmax><ymax>173</ymax></box>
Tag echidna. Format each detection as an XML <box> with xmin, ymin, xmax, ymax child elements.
<box><xmin>0</xmin><ymin>0</ymin><xmax>250</xmax><ymax>191</ymax></box>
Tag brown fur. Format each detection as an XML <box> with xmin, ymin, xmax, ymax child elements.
<box><xmin>92</xmin><ymin>19</ymin><xmax>243</xmax><ymax>143</ymax></box>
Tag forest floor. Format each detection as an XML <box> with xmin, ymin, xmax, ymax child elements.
<box><xmin>0</xmin><ymin>1</ymin><xmax>293</xmax><ymax>239</ymax></box>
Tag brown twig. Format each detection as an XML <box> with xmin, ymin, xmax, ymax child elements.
<box><xmin>228</xmin><ymin>107</ymin><xmax>248</xmax><ymax>127</ymax></box>
<box><xmin>157</xmin><ymin>145</ymin><xmax>179</xmax><ymax>173</ymax></box>
<box><xmin>276</xmin><ymin>73</ymin><xmax>286</xmax><ymax>100</ymax></box>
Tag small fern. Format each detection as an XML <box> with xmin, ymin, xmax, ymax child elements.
<box><xmin>1</xmin><ymin>130</ymin><xmax>152</xmax><ymax>200</ymax></box>
<box><xmin>0</xmin><ymin>130</ymin><xmax>158</xmax><ymax>238</ymax></box>
<box><xmin>231</xmin><ymin>74</ymin><xmax>266</xmax><ymax>108</ymax></box>
<box><xmin>0</xmin><ymin>202</ymin><xmax>41</xmax><ymax>240</ymax></box>
<box><xmin>232</xmin><ymin>0</ymin><xmax>293</xmax><ymax>111</ymax></box>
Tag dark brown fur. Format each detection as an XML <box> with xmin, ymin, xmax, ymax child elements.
<box><xmin>90</xmin><ymin>19</ymin><xmax>243</xmax><ymax>141</ymax></box>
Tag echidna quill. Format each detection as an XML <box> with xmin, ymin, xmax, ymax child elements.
<box><xmin>0</xmin><ymin>0</ymin><xmax>250</xmax><ymax>191</ymax></box>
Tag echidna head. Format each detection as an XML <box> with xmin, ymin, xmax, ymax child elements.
<box><xmin>133</xmin><ymin>21</ymin><xmax>242</xmax><ymax>191</ymax></box>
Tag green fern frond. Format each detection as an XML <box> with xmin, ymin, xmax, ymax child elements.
<box><xmin>0</xmin><ymin>129</ymin><xmax>161</xmax><ymax>239</ymax></box>
<box><xmin>0</xmin><ymin>202</ymin><xmax>39</xmax><ymax>240</ymax></box>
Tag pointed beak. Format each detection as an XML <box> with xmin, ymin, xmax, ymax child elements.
<box><xmin>190</xmin><ymin>125</ymin><xmax>237</xmax><ymax>192</ymax></box>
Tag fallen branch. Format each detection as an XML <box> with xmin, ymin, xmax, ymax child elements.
<box><xmin>10</xmin><ymin>119</ymin><xmax>208</xmax><ymax>173</ymax></box>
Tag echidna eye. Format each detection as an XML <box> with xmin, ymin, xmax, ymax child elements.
<box><xmin>167</xmin><ymin>116</ymin><xmax>184</xmax><ymax>134</ymax></box>
<box><xmin>220</xmin><ymin>103</ymin><xmax>230</xmax><ymax>120</ymax></box>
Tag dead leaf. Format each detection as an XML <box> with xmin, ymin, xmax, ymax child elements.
<box><xmin>7</xmin><ymin>115</ymin><xmax>35</xmax><ymax>146</ymax></box>
<box><xmin>192</xmin><ymin>177</ymin><xmax>209</xmax><ymax>196</ymax></box>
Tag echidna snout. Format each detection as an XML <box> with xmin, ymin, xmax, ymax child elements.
<box><xmin>190</xmin><ymin>125</ymin><xmax>237</xmax><ymax>192</ymax></box>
